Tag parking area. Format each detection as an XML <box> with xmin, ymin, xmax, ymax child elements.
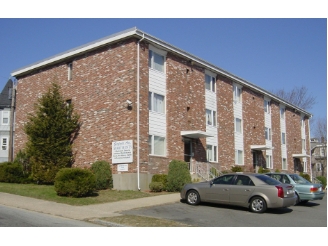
<box><xmin>121</xmin><ymin>194</ymin><xmax>327</xmax><ymax>227</ymax></box>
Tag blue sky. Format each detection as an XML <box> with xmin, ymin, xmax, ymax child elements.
<box><xmin>0</xmin><ymin>18</ymin><xmax>326</xmax><ymax>133</ymax></box>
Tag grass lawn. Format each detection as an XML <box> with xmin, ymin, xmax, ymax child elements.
<box><xmin>0</xmin><ymin>182</ymin><xmax>166</xmax><ymax>206</ymax></box>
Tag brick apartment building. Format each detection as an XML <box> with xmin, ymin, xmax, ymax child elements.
<box><xmin>11</xmin><ymin>27</ymin><xmax>312</xmax><ymax>190</ymax></box>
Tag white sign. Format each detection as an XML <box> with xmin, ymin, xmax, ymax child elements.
<box><xmin>112</xmin><ymin>140</ymin><xmax>133</xmax><ymax>164</ymax></box>
<box><xmin>117</xmin><ymin>164</ymin><xmax>128</xmax><ymax>172</ymax></box>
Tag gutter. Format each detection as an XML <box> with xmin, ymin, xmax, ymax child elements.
<box><xmin>136</xmin><ymin>33</ymin><xmax>145</xmax><ymax>191</ymax></box>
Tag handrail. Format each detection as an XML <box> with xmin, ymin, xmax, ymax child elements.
<box><xmin>191</xmin><ymin>161</ymin><xmax>223</xmax><ymax>181</ymax></box>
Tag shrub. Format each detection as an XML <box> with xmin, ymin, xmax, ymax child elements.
<box><xmin>151</xmin><ymin>174</ymin><xmax>167</xmax><ymax>190</ymax></box>
<box><xmin>300</xmin><ymin>173</ymin><xmax>311</xmax><ymax>182</ymax></box>
<box><xmin>275</xmin><ymin>169</ymin><xmax>280</xmax><ymax>173</ymax></box>
<box><xmin>90</xmin><ymin>160</ymin><xmax>113</xmax><ymax>190</ymax></box>
<box><xmin>316</xmin><ymin>176</ymin><xmax>327</xmax><ymax>189</ymax></box>
<box><xmin>54</xmin><ymin>168</ymin><xmax>96</xmax><ymax>197</ymax></box>
<box><xmin>166</xmin><ymin>160</ymin><xmax>191</xmax><ymax>192</ymax></box>
<box><xmin>231</xmin><ymin>165</ymin><xmax>243</xmax><ymax>172</ymax></box>
<box><xmin>0</xmin><ymin>162</ymin><xmax>25</xmax><ymax>183</ymax></box>
<box><xmin>149</xmin><ymin>182</ymin><xmax>164</xmax><ymax>192</ymax></box>
<box><xmin>258</xmin><ymin>167</ymin><xmax>270</xmax><ymax>173</ymax></box>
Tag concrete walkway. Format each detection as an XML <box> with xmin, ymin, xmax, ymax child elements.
<box><xmin>0</xmin><ymin>192</ymin><xmax>181</xmax><ymax>221</ymax></box>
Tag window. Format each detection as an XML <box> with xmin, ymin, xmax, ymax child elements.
<box><xmin>282</xmin><ymin>158</ymin><xmax>287</xmax><ymax>170</ymax></box>
<box><xmin>149</xmin><ymin>92</ymin><xmax>165</xmax><ymax>113</ymax></box>
<box><xmin>265</xmin><ymin>127</ymin><xmax>271</xmax><ymax>141</ymax></box>
<box><xmin>206</xmin><ymin>145</ymin><xmax>217</xmax><ymax>162</ymax></box>
<box><xmin>320</xmin><ymin>148</ymin><xmax>326</xmax><ymax>156</ymax></box>
<box><xmin>233</xmin><ymin>85</ymin><xmax>241</xmax><ymax>102</ymax></box>
<box><xmin>2</xmin><ymin>111</ymin><xmax>9</xmax><ymax>125</ymax></box>
<box><xmin>264</xmin><ymin>100</ymin><xmax>271</xmax><ymax>114</ymax></box>
<box><xmin>235</xmin><ymin>118</ymin><xmax>242</xmax><ymax>133</ymax></box>
<box><xmin>316</xmin><ymin>163</ymin><xmax>322</xmax><ymax>171</ymax></box>
<box><xmin>266</xmin><ymin>155</ymin><xmax>272</xmax><ymax>169</ymax></box>
<box><xmin>149</xmin><ymin>50</ymin><xmax>165</xmax><ymax>72</ymax></box>
<box><xmin>281</xmin><ymin>132</ymin><xmax>286</xmax><ymax>145</ymax></box>
<box><xmin>149</xmin><ymin>135</ymin><xmax>165</xmax><ymax>156</ymax></box>
<box><xmin>205</xmin><ymin>74</ymin><xmax>216</xmax><ymax>92</ymax></box>
<box><xmin>213</xmin><ymin>175</ymin><xmax>235</xmax><ymax>185</ymax></box>
<box><xmin>280</xmin><ymin>107</ymin><xmax>285</xmax><ymax>119</ymax></box>
<box><xmin>206</xmin><ymin>109</ymin><xmax>216</xmax><ymax>126</ymax></box>
<box><xmin>1</xmin><ymin>137</ymin><xmax>8</xmax><ymax>150</ymax></box>
<box><xmin>302</xmin><ymin>139</ymin><xmax>306</xmax><ymax>150</ymax></box>
<box><xmin>68</xmin><ymin>63</ymin><xmax>73</xmax><ymax>80</ymax></box>
<box><xmin>235</xmin><ymin>150</ymin><xmax>243</xmax><ymax>165</ymax></box>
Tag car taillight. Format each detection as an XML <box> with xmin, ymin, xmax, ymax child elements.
<box><xmin>310</xmin><ymin>187</ymin><xmax>318</xmax><ymax>192</ymax></box>
<box><xmin>275</xmin><ymin>185</ymin><xmax>284</xmax><ymax>198</ymax></box>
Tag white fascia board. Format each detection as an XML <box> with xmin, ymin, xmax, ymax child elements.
<box><xmin>11</xmin><ymin>28</ymin><xmax>139</xmax><ymax>77</ymax></box>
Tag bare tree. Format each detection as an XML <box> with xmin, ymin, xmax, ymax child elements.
<box><xmin>313</xmin><ymin>116</ymin><xmax>327</xmax><ymax>143</ymax></box>
<box><xmin>272</xmin><ymin>86</ymin><xmax>316</xmax><ymax>111</ymax></box>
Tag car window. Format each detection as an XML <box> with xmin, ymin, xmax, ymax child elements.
<box><xmin>256</xmin><ymin>175</ymin><xmax>281</xmax><ymax>185</ymax></box>
<box><xmin>213</xmin><ymin>175</ymin><xmax>235</xmax><ymax>185</ymax></box>
<box><xmin>289</xmin><ymin>174</ymin><xmax>311</xmax><ymax>184</ymax></box>
<box><xmin>235</xmin><ymin>175</ymin><xmax>254</xmax><ymax>186</ymax></box>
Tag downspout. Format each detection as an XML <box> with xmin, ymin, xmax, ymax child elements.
<box><xmin>137</xmin><ymin>33</ymin><xmax>145</xmax><ymax>191</ymax></box>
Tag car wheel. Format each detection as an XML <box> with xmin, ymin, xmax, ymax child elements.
<box><xmin>249</xmin><ymin>196</ymin><xmax>267</xmax><ymax>213</ymax></box>
<box><xmin>186</xmin><ymin>190</ymin><xmax>200</xmax><ymax>205</ymax></box>
<box><xmin>300</xmin><ymin>200</ymin><xmax>309</xmax><ymax>204</ymax></box>
<box><xmin>295</xmin><ymin>193</ymin><xmax>301</xmax><ymax>204</ymax></box>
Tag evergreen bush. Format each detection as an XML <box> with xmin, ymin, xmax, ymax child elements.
<box><xmin>151</xmin><ymin>174</ymin><xmax>167</xmax><ymax>190</ymax></box>
<box><xmin>300</xmin><ymin>172</ymin><xmax>311</xmax><ymax>182</ymax></box>
<box><xmin>231</xmin><ymin>165</ymin><xmax>243</xmax><ymax>172</ymax></box>
<box><xmin>90</xmin><ymin>160</ymin><xmax>113</xmax><ymax>190</ymax></box>
<box><xmin>316</xmin><ymin>176</ymin><xmax>327</xmax><ymax>189</ymax></box>
<box><xmin>24</xmin><ymin>83</ymin><xmax>80</xmax><ymax>184</ymax></box>
<box><xmin>258</xmin><ymin>167</ymin><xmax>270</xmax><ymax>173</ymax></box>
<box><xmin>166</xmin><ymin>160</ymin><xmax>191</xmax><ymax>192</ymax></box>
<box><xmin>149</xmin><ymin>182</ymin><xmax>164</xmax><ymax>192</ymax></box>
<box><xmin>0</xmin><ymin>162</ymin><xmax>25</xmax><ymax>183</ymax></box>
<box><xmin>54</xmin><ymin>168</ymin><xmax>96</xmax><ymax>197</ymax></box>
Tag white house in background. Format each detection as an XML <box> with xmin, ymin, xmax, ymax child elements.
<box><xmin>0</xmin><ymin>79</ymin><xmax>14</xmax><ymax>163</ymax></box>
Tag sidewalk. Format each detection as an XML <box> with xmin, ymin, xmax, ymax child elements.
<box><xmin>0</xmin><ymin>192</ymin><xmax>181</xmax><ymax>221</ymax></box>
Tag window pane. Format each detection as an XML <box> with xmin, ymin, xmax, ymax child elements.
<box><xmin>153</xmin><ymin>52</ymin><xmax>164</xmax><ymax>72</ymax></box>
<box><xmin>153</xmin><ymin>93</ymin><xmax>164</xmax><ymax>113</ymax></box>
<box><xmin>154</xmin><ymin>136</ymin><xmax>165</xmax><ymax>155</ymax></box>
<box><xmin>148</xmin><ymin>92</ymin><xmax>152</xmax><ymax>111</ymax></box>
<box><xmin>206</xmin><ymin>109</ymin><xmax>212</xmax><ymax>125</ymax></box>
<box><xmin>236</xmin><ymin>118</ymin><xmax>241</xmax><ymax>133</ymax></box>
<box><xmin>213</xmin><ymin>146</ymin><xmax>217</xmax><ymax>162</ymax></box>
<box><xmin>205</xmin><ymin>74</ymin><xmax>211</xmax><ymax>90</ymax></box>
<box><xmin>213</xmin><ymin>111</ymin><xmax>216</xmax><ymax>126</ymax></box>
<box><xmin>211</xmin><ymin>77</ymin><xmax>216</xmax><ymax>92</ymax></box>
<box><xmin>206</xmin><ymin>145</ymin><xmax>212</xmax><ymax>161</ymax></box>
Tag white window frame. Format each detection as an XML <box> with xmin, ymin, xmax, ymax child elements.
<box><xmin>149</xmin><ymin>135</ymin><xmax>166</xmax><ymax>156</ymax></box>
<box><xmin>206</xmin><ymin>109</ymin><xmax>216</xmax><ymax>127</ymax></box>
<box><xmin>1</xmin><ymin>137</ymin><xmax>8</xmax><ymax>151</ymax></box>
<box><xmin>303</xmin><ymin>161</ymin><xmax>307</xmax><ymax>172</ymax></box>
<box><xmin>68</xmin><ymin>62</ymin><xmax>73</xmax><ymax>80</ymax></box>
<box><xmin>206</xmin><ymin>145</ymin><xmax>217</xmax><ymax>162</ymax></box>
<box><xmin>266</xmin><ymin>155</ymin><xmax>273</xmax><ymax>169</ymax></box>
<box><xmin>2</xmin><ymin>111</ymin><xmax>9</xmax><ymax>125</ymax></box>
<box><xmin>282</xmin><ymin>158</ymin><xmax>287</xmax><ymax>170</ymax></box>
<box><xmin>280</xmin><ymin>107</ymin><xmax>285</xmax><ymax>119</ymax></box>
<box><xmin>264</xmin><ymin>100</ymin><xmax>271</xmax><ymax>114</ymax></box>
<box><xmin>205</xmin><ymin>74</ymin><xmax>216</xmax><ymax>92</ymax></box>
<box><xmin>265</xmin><ymin>127</ymin><xmax>272</xmax><ymax>141</ymax></box>
<box><xmin>235</xmin><ymin>149</ymin><xmax>243</xmax><ymax>165</ymax></box>
<box><xmin>235</xmin><ymin>118</ymin><xmax>242</xmax><ymax>133</ymax></box>
<box><xmin>281</xmin><ymin>132</ymin><xmax>286</xmax><ymax>145</ymax></box>
<box><xmin>316</xmin><ymin>163</ymin><xmax>322</xmax><ymax>171</ymax></box>
<box><xmin>148</xmin><ymin>48</ymin><xmax>166</xmax><ymax>73</ymax></box>
<box><xmin>302</xmin><ymin>139</ymin><xmax>306</xmax><ymax>150</ymax></box>
<box><xmin>233</xmin><ymin>85</ymin><xmax>242</xmax><ymax>102</ymax></box>
<box><xmin>149</xmin><ymin>92</ymin><xmax>165</xmax><ymax>114</ymax></box>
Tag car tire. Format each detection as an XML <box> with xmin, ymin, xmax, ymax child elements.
<box><xmin>186</xmin><ymin>190</ymin><xmax>200</xmax><ymax>205</ymax></box>
<box><xmin>300</xmin><ymin>200</ymin><xmax>309</xmax><ymax>204</ymax></box>
<box><xmin>295</xmin><ymin>193</ymin><xmax>301</xmax><ymax>205</ymax></box>
<box><xmin>249</xmin><ymin>196</ymin><xmax>267</xmax><ymax>213</ymax></box>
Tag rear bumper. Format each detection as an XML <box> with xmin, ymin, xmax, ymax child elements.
<box><xmin>299</xmin><ymin>192</ymin><xmax>325</xmax><ymax>201</ymax></box>
<box><xmin>268</xmin><ymin>195</ymin><xmax>297</xmax><ymax>208</ymax></box>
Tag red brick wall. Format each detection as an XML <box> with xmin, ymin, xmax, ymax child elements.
<box><xmin>271</xmin><ymin>100</ymin><xmax>282</xmax><ymax>170</ymax></box>
<box><xmin>217</xmin><ymin>74</ymin><xmax>234</xmax><ymax>170</ymax></box>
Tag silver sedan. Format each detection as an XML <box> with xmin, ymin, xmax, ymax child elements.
<box><xmin>180</xmin><ymin>173</ymin><xmax>297</xmax><ymax>213</ymax></box>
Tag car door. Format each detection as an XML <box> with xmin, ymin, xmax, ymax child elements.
<box><xmin>229</xmin><ymin>175</ymin><xmax>255</xmax><ymax>206</ymax></box>
<box><xmin>205</xmin><ymin>175</ymin><xmax>235</xmax><ymax>204</ymax></box>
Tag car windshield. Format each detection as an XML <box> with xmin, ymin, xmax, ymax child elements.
<box><xmin>289</xmin><ymin>174</ymin><xmax>311</xmax><ymax>184</ymax></box>
<box><xmin>256</xmin><ymin>175</ymin><xmax>281</xmax><ymax>185</ymax></box>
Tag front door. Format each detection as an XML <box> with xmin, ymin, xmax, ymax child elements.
<box><xmin>184</xmin><ymin>138</ymin><xmax>192</xmax><ymax>162</ymax></box>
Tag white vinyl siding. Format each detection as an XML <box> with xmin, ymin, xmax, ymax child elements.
<box><xmin>233</xmin><ymin>83</ymin><xmax>243</xmax><ymax>164</ymax></box>
<box><xmin>280</xmin><ymin>104</ymin><xmax>287</xmax><ymax>168</ymax></box>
